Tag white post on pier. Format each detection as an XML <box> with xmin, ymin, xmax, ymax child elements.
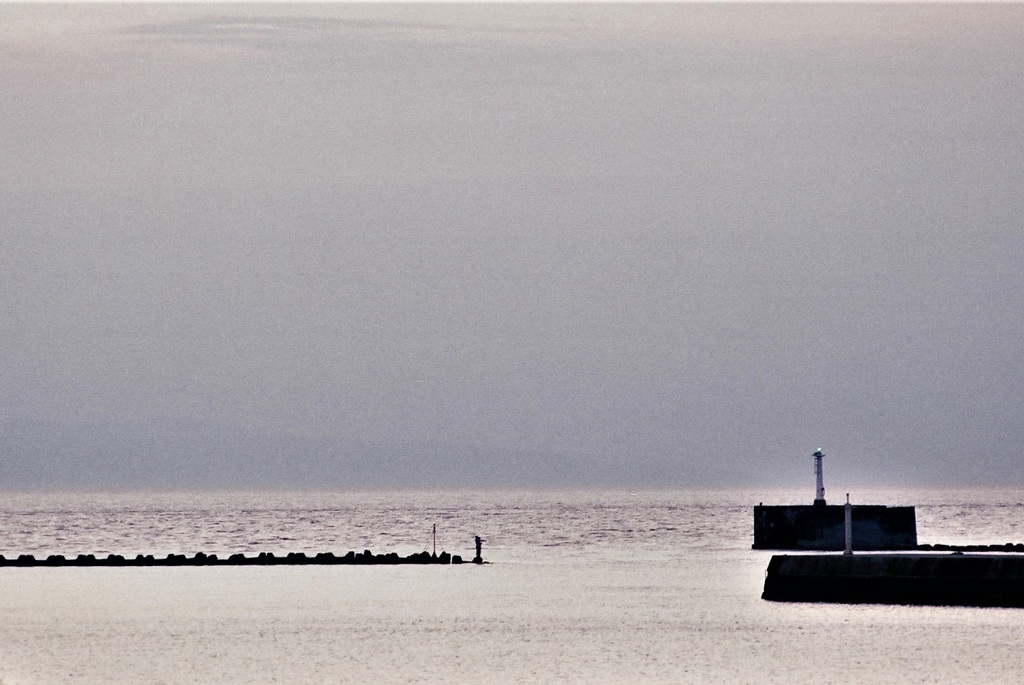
<box><xmin>813</xmin><ymin>449</ymin><xmax>826</xmax><ymax>507</ymax></box>
<box><xmin>844</xmin><ymin>493</ymin><xmax>853</xmax><ymax>555</ymax></box>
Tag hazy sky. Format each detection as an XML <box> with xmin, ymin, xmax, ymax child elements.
<box><xmin>2</xmin><ymin>3</ymin><xmax>1023</xmax><ymax>490</ymax></box>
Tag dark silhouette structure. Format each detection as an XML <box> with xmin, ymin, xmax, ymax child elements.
<box><xmin>763</xmin><ymin>553</ymin><xmax>1024</xmax><ymax>607</ymax></box>
<box><xmin>754</xmin><ymin>503</ymin><xmax>918</xmax><ymax>550</ymax></box>
<box><xmin>753</xmin><ymin>448</ymin><xmax>917</xmax><ymax>550</ymax></box>
<box><xmin>473</xmin><ymin>536</ymin><xmax>483</xmax><ymax>564</ymax></box>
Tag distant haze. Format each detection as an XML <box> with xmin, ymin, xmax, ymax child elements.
<box><xmin>2</xmin><ymin>4</ymin><xmax>1023</xmax><ymax>490</ymax></box>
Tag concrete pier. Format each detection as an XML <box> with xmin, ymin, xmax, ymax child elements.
<box><xmin>762</xmin><ymin>553</ymin><xmax>1024</xmax><ymax>607</ymax></box>
<box><xmin>754</xmin><ymin>504</ymin><xmax>917</xmax><ymax>550</ymax></box>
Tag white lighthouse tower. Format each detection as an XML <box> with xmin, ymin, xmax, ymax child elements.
<box><xmin>813</xmin><ymin>448</ymin><xmax>826</xmax><ymax>507</ymax></box>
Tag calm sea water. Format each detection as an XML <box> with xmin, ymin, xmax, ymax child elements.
<box><xmin>1</xmin><ymin>487</ymin><xmax>1023</xmax><ymax>684</ymax></box>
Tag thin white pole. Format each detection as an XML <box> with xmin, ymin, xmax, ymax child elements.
<box><xmin>844</xmin><ymin>493</ymin><xmax>853</xmax><ymax>555</ymax></box>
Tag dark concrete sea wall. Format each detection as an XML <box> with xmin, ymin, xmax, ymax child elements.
<box><xmin>0</xmin><ymin>550</ymin><xmax>478</xmax><ymax>567</ymax></box>
<box><xmin>762</xmin><ymin>554</ymin><xmax>1024</xmax><ymax>607</ymax></box>
<box><xmin>753</xmin><ymin>505</ymin><xmax>917</xmax><ymax>550</ymax></box>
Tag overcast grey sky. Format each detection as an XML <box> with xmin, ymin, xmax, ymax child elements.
<box><xmin>1</xmin><ymin>3</ymin><xmax>1022</xmax><ymax>489</ymax></box>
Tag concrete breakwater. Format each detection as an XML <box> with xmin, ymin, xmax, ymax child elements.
<box><xmin>753</xmin><ymin>504</ymin><xmax>917</xmax><ymax>550</ymax></box>
<box><xmin>916</xmin><ymin>543</ymin><xmax>1024</xmax><ymax>553</ymax></box>
<box><xmin>0</xmin><ymin>550</ymin><xmax>480</xmax><ymax>567</ymax></box>
<box><xmin>762</xmin><ymin>553</ymin><xmax>1024</xmax><ymax>607</ymax></box>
